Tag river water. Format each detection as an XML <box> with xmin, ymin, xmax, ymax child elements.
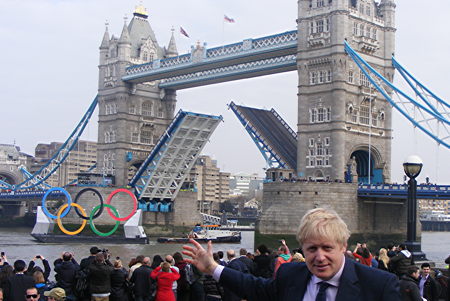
<box><xmin>0</xmin><ymin>228</ymin><xmax>448</xmax><ymax>280</ymax></box>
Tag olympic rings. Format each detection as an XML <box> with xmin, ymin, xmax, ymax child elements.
<box><xmin>56</xmin><ymin>203</ymin><xmax>87</xmax><ymax>235</ymax></box>
<box><xmin>106</xmin><ymin>188</ymin><xmax>138</xmax><ymax>221</ymax></box>
<box><xmin>89</xmin><ymin>204</ymin><xmax>120</xmax><ymax>237</ymax></box>
<box><xmin>42</xmin><ymin>187</ymin><xmax>72</xmax><ymax>219</ymax></box>
<box><xmin>74</xmin><ymin>188</ymin><xmax>104</xmax><ymax>220</ymax></box>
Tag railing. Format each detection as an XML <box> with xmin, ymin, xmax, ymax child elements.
<box><xmin>125</xmin><ymin>30</ymin><xmax>297</xmax><ymax>76</ymax></box>
<box><xmin>358</xmin><ymin>183</ymin><xmax>450</xmax><ymax>199</ymax></box>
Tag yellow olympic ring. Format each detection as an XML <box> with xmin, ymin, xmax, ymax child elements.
<box><xmin>56</xmin><ymin>203</ymin><xmax>87</xmax><ymax>235</ymax></box>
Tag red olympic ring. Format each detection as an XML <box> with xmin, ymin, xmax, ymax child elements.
<box><xmin>106</xmin><ymin>188</ymin><xmax>137</xmax><ymax>221</ymax></box>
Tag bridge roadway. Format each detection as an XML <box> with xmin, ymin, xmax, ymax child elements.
<box><xmin>122</xmin><ymin>30</ymin><xmax>297</xmax><ymax>89</ymax></box>
<box><xmin>357</xmin><ymin>183</ymin><xmax>450</xmax><ymax>200</ymax></box>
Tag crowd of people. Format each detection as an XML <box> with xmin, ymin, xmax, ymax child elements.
<box><xmin>0</xmin><ymin>219</ymin><xmax>449</xmax><ymax>301</ymax></box>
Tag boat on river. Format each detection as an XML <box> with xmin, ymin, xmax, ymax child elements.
<box><xmin>157</xmin><ymin>224</ymin><xmax>241</xmax><ymax>243</ymax></box>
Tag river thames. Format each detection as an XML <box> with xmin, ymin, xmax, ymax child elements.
<box><xmin>1</xmin><ymin>228</ymin><xmax>449</xmax><ymax>273</ymax></box>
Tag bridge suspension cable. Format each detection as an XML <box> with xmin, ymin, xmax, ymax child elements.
<box><xmin>344</xmin><ymin>41</ymin><xmax>450</xmax><ymax>149</ymax></box>
<box><xmin>0</xmin><ymin>96</ymin><xmax>98</xmax><ymax>191</ymax></box>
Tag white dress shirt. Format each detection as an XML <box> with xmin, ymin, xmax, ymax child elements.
<box><xmin>302</xmin><ymin>256</ymin><xmax>346</xmax><ymax>301</ymax></box>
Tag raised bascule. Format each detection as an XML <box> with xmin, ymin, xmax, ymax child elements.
<box><xmin>1</xmin><ymin>0</ymin><xmax>450</xmax><ymax>243</ymax></box>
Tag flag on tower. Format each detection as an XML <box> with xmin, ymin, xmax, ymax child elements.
<box><xmin>180</xmin><ymin>26</ymin><xmax>190</xmax><ymax>38</ymax></box>
<box><xmin>224</xmin><ymin>15</ymin><xmax>235</xmax><ymax>23</ymax></box>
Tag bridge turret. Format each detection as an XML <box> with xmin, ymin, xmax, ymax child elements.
<box><xmin>166</xmin><ymin>27</ymin><xmax>178</xmax><ymax>58</ymax></box>
<box><xmin>118</xmin><ymin>19</ymin><xmax>132</xmax><ymax>62</ymax></box>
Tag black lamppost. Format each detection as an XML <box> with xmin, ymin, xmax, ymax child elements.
<box><xmin>403</xmin><ymin>155</ymin><xmax>427</xmax><ymax>262</ymax></box>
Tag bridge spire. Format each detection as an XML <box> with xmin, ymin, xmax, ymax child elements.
<box><xmin>118</xmin><ymin>17</ymin><xmax>131</xmax><ymax>45</ymax></box>
<box><xmin>166</xmin><ymin>27</ymin><xmax>178</xmax><ymax>58</ymax></box>
<box><xmin>100</xmin><ymin>20</ymin><xmax>110</xmax><ymax>49</ymax></box>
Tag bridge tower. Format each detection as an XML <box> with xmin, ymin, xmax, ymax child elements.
<box><xmin>296</xmin><ymin>0</ymin><xmax>396</xmax><ymax>184</ymax></box>
<box><xmin>97</xmin><ymin>5</ymin><xmax>178</xmax><ymax>186</ymax></box>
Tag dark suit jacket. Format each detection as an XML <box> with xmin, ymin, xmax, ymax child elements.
<box><xmin>224</xmin><ymin>258</ymin><xmax>249</xmax><ymax>301</ymax></box>
<box><xmin>4</xmin><ymin>273</ymin><xmax>35</xmax><ymax>301</ymax></box>
<box><xmin>219</xmin><ymin>258</ymin><xmax>400</xmax><ymax>301</ymax></box>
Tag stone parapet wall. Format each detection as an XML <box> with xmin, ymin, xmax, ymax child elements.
<box><xmin>258</xmin><ymin>182</ymin><xmax>408</xmax><ymax>239</ymax></box>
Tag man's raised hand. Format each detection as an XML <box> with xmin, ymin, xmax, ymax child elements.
<box><xmin>182</xmin><ymin>239</ymin><xmax>218</xmax><ymax>275</ymax></box>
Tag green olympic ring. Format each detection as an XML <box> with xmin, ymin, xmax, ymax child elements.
<box><xmin>89</xmin><ymin>204</ymin><xmax>120</xmax><ymax>237</ymax></box>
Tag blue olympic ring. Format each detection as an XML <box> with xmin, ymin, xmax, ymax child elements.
<box><xmin>42</xmin><ymin>187</ymin><xmax>72</xmax><ymax>219</ymax></box>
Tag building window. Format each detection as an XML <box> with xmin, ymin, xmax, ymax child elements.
<box><xmin>131</xmin><ymin>132</ymin><xmax>139</xmax><ymax>143</ymax></box>
<box><xmin>327</xmin><ymin>70</ymin><xmax>332</xmax><ymax>82</ymax></box>
<box><xmin>365</xmin><ymin>26</ymin><xmax>370</xmax><ymax>38</ymax></box>
<box><xmin>309</xmin><ymin>158</ymin><xmax>315</xmax><ymax>167</ymax></box>
<box><xmin>316</xmin><ymin>20</ymin><xmax>324</xmax><ymax>33</ymax></box>
<box><xmin>105</xmin><ymin>104</ymin><xmax>110</xmax><ymax>115</ymax></box>
<box><xmin>353</xmin><ymin>22</ymin><xmax>358</xmax><ymax>36</ymax></box>
<box><xmin>326</xmin><ymin>108</ymin><xmax>331</xmax><ymax>121</ymax></box>
<box><xmin>309</xmin><ymin>138</ymin><xmax>315</xmax><ymax>147</ymax></box>
<box><xmin>325</xmin><ymin>137</ymin><xmax>330</xmax><ymax>146</ymax></box>
<box><xmin>142</xmin><ymin>101</ymin><xmax>153</xmax><ymax>117</ymax></box>
<box><xmin>325</xmin><ymin>18</ymin><xmax>330</xmax><ymax>32</ymax></box>
<box><xmin>309</xmin><ymin>109</ymin><xmax>317</xmax><ymax>123</ymax></box>
<box><xmin>366</xmin><ymin>5</ymin><xmax>371</xmax><ymax>16</ymax></box>
<box><xmin>309</xmin><ymin>21</ymin><xmax>315</xmax><ymax>34</ymax></box>
<box><xmin>348</xmin><ymin>70</ymin><xmax>354</xmax><ymax>83</ymax></box>
<box><xmin>359</xmin><ymin>24</ymin><xmax>364</xmax><ymax>37</ymax></box>
<box><xmin>140</xmin><ymin>129</ymin><xmax>152</xmax><ymax>144</ymax></box>
<box><xmin>325</xmin><ymin>157</ymin><xmax>330</xmax><ymax>166</ymax></box>
<box><xmin>129</xmin><ymin>104</ymin><xmax>136</xmax><ymax>114</ymax></box>
<box><xmin>316</xmin><ymin>158</ymin><xmax>323</xmax><ymax>166</ymax></box>
<box><xmin>319</xmin><ymin>71</ymin><xmax>325</xmax><ymax>83</ymax></box>
<box><xmin>316</xmin><ymin>143</ymin><xmax>324</xmax><ymax>156</ymax></box>
<box><xmin>143</xmin><ymin>51</ymin><xmax>148</xmax><ymax>61</ymax></box>
<box><xmin>309</xmin><ymin>149</ymin><xmax>315</xmax><ymax>156</ymax></box>
<box><xmin>112</xmin><ymin>103</ymin><xmax>117</xmax><ymax>114</ymax></box>
<box><xmin>317</xmin><ymin>0</ymin><xmax>324</xmax><ymax>7</ymax></box>
<box><xmin>372</xmin><ymin>28</ymin><xmax>377</xmax><ymax>40</ymax></box>
<box><xmin>360</xmin><ymin>71</ymin><xmax>371</xmax><ymax>87</ymax></box>
<box><xmin>359</xmin><ymin>102</ymin><xmax>370</xmax><ymax>125</ymax></box>
<box><xmin>359</xmin><ymin>3</ymin><xmax>364</xmax><ymax>13</ymax></box>
<box><xmin>318</xmin><ymin>108</ymin><xmax>325</xmax><ymax>122</ymax></box>
<box><xmin>310</xmin><ymin>72</ymin><xmax>318</xmax><ymax>85</ymax></box>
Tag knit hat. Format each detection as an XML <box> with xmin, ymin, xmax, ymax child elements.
<box><xmin>44</xmin><ymin>288</ymin><xmax>66</xmax><ymax>300</ymax></box>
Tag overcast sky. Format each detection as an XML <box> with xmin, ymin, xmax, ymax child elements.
<box><xmin>1</xmin><ymin>0</ymin><xmax>449</xmax><ymax>184</ymax></box>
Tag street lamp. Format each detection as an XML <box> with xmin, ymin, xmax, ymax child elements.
<box><xmin>403</xmin><ymin>155</ymin><xmax>427</xmax><ymax>262</ymax></box>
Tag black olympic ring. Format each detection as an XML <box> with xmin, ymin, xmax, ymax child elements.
<box><xmin>74</xmin><ymin>188</ymin><xmax>104</xmax><ymax>220</ymax></box>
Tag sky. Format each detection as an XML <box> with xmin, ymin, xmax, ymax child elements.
<box><xmin>1</xmin><ymin>0</ymin><xmax>450</xmax><ymax>184</ymax></box>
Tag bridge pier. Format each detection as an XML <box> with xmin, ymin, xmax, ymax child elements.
<box><xmin>258</xmin><ymin>182</ymin><xmax>410</xmax><ymax>248</ymax></box>
<box><xmin>0</xmin><ymin>201</ymin><xmax>26</xmax><ymax>218</ymax></box>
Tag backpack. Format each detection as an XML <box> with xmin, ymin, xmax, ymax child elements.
<box><xmin>74</xmin><ymin>269</ymin><xmax>89</xmax><ymax>298</ymax></box>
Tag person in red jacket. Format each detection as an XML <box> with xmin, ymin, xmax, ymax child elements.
<box><xmin>274</xmin><ymin>239</ymin><xmax>292</xmax><ymax>277</ymax></box>
<box><xmin>352</xmin><ymin>243</ymin><xmax>373</xmax><ymax>266</ymax></box>
<box><xmin>151</xmin><ymin>262</ymin><xmax>180</xmax><ymax>301</ymax></box>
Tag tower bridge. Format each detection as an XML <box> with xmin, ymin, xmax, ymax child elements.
<box><xmin>2</xmin><ymin>0</ymin><xmax>450</xmax><ymax>242</ymax></box>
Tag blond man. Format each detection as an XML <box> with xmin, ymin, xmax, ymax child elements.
<box><xmin>183</xmin><ymin>207</ymin><xmax>400</xmax><ymax>301</ymax></box>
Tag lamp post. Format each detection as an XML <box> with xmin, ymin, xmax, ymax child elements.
<box><xmin>403</xmin><ymin>155</ymin><xmax>427</xmax><ymax>262</ymax></box>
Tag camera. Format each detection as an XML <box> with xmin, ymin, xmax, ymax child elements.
<box><xmin>36</xmin><ymin>255</ymin><xmax>41</xmax><ymax>259</ymax></box>
<box><xmin>116</xmin><ymin>256</ymin><xmax>120</xmax><ymax>260</ymax></box>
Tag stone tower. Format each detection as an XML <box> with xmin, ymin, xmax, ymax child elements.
<box><xmin>97</xmin><ymin>5</ymin><xmax>178</xmax><ymax>186</ymax></box>
<box><xmin>296</xmin><ymin>0</ymin><xmax>395</xmax><ymax>183</ymax></box>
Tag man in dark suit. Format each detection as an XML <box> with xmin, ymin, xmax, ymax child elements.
<box><xmin>183</xmin><ymin>207</ymin><xmax>400</xmax><ymax>301</ymax></box>
<box><xmin>237</xmin><ymin>248</ymin><xmax>255</xmax><ymax>275</ymax></box>
<box><xmin>3</xmin><ymin>260</ymin><xmax>35</xmax><ymax>301</ymax></box>
<box><xmin>224</xmin><ymin>250</ymin><xmax>249</xmax><ymax>301</ymax></box>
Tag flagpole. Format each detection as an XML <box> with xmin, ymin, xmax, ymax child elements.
<box><xmin>222</xmin><ymin>15</ymin><xmax>225</xmax><ymax>51</ymax></box>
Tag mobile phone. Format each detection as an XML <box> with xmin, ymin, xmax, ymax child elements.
<box><xmin>36</xmin><ymin>255</ymin><xmax>41</xmax><ymax>259</ymax></box>
<box><xmin>1</xmin><ymin>252</ymin><xmax>4</xmax><ymax>257</ymax></box>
